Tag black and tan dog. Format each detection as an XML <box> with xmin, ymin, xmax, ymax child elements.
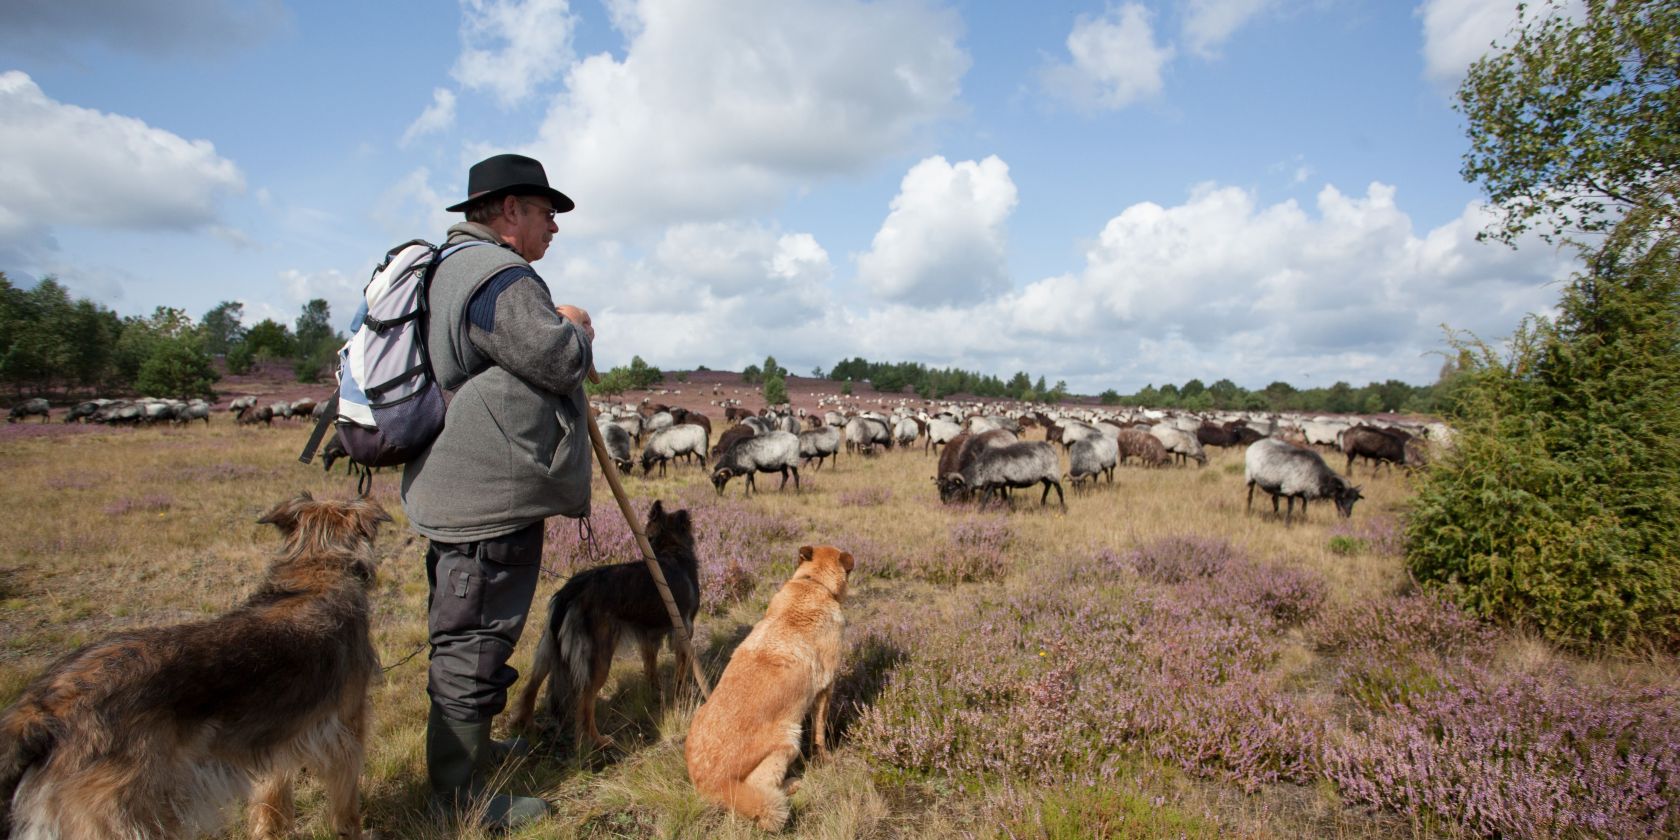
<box><xmin>508</xmin><ymin>501</ymin><xmax>699</xmax><ymax>751</ymax></box>
<box><xmin>0</xmin><ymin>493</ymin><xmax>390</xmax><ymax>840</ymax></box>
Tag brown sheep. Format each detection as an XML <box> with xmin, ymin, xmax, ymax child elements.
<box><xmin>1115</xmin><ymin>428</ymin><xmax>1170</xmax><ymax>468</ymax></box>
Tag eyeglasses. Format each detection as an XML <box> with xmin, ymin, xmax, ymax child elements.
<box><xmin>518</xmin><ymin>199</ymin><xmax>558</xmax><ymax>222</ymax></box>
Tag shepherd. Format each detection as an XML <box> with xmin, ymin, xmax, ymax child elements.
<box><xmin>402</xmin><ymin>153</ymin><xmax>595</xmax><ymax>830</ymax></box>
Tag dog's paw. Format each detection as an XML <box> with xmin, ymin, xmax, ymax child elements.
<box><xmin>783</xmin><ymin>778</ymin><xmax>802</xmax><ymax>796</ymax></box>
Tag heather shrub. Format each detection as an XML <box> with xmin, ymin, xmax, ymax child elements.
<box><xmin>1310</xmin><ymin>590</ymin><xmax>1497</xmax><ymax>658</ymax></box>
<box><xmin>1325</xmin><ymin>666</ymin><xmax>1680</xmax><ymax>838</ymax></box>
<box><xmin>1001</xmin><ymin>783</ymin><xmax>1218</xmax><ymax>839</ymax></box>
<box><xmin>1124</xmin><ymin>535</ymin><xmax>1235</xmax><ymax>583</ymax></box>
<box><xmin>837</xmin><ymin>486</ymin><xmax>892</xmax><ymax>507</ymax></box>
<box><xmin>541</xmin><ymin>496</ymin><xmax>797</xmax><ymax>612</ymax></box>
<box><xmin>1329</xmin><ymin>514</ymin><xmax>1403</xmax><ymax>557</ymax></box>
<box><xmin>903</xmin><ymin>517</ymin><xmax>1011</xmax><ymax>585</ymax></box>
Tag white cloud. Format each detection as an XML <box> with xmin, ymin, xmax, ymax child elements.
<box><xmin>856</xmin><ymin>155</ymin><xmax>1018</xmax><ymax>306</ymax></box>
<box><xmin>1183</xmin><ymin>0</ymin><xmax>1273</xmax><ymax>58</ymax></box>
<box><xmin>401</xmin><ymin>88</ymin><xmax>457</xmax><ymax>146</ymax></box>
<box><xmin>452</xmin><ymin>0</ymin><xmax>578</xmax><ymax>107</ymax></box>
<box><xmin>0</xmin><ymin>72</ymin><xmax>244</xmax><ymax>242</ymax></box>
<box><xmin>1417</xmin><ymin>0</ymin><xmax>1583</xmax><ymax>83</ymax></box>
<box><xmin>1042</xmin><ymin>3</ymin><xmax>1175</xmax><ymax>111</ymax></box>
<box><xmin>506</xmin><ymin>0</ymin><xmax>967</xmax><ymax>236</ymax></box>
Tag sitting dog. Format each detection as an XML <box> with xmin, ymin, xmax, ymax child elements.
<box><xmin>507</xmin><ymin>501</ymin><xmax>699</xmax><ymax>751</ymax></box>
<box><xmin>686</xmin><ymin>545</ymin><xmax>854</xmax><ymax>831</ymax></box>
<box><xmin>0</xmin><ymin>493</ymin><xmax>390</xmax><ymax>840</ymax></box>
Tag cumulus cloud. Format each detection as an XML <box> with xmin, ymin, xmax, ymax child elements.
<box><xmin>0</xmin><ymin>72</ymin><xmax>244</xmax><ymax>241</ymax></box>
<box><xmin>1417</xmin><ymin>0</ymin><xmax>1583</xmax><ymax>83</ymax></box>
<box><xmin>1042</xmin><ymin>3</ymin><xmax>1175</xmax><ymax>111</ymax></box>
<box><xmin>1183</xmin><ymin>0</ymin><xmax>1274</xmax><ymax>58</ymax></box>
<box><xmin>505</xmin><ymin>0</ymin><xmax>967</xmax><ymax>236</ymax></box>
<box><xmin>856</xmin><ymin>155</ymin><xmax>1018</xmax><ymax>307</ymax></box>
<box><xmin>0</xmin><ymin>0</ymin><xmax>287</xmax><ymax>60</ymax></box>
<box><xmin>544</xmin><ymin>220</ymin><xmax>834</xmax><ymax>370</ymax></box>
<box><xmin>984</xmin><ymin>181</ymin><xmax>1574</xmax><ymax>390</ymax></box>
<box><xmin>452</xmin><ymin>0</ymin><xmax>578</xmax><ymax>107</ymax></box>
<box><xmin>401</xmin><ymin>88</ymin><xmax>457</xmax><ymax>146</ymax></box>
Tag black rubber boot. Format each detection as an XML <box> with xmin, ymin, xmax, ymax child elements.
<box><xmin>426</xmin><ymin>705</ymin><xmax>551</xmax><ymax>831</ymax></box>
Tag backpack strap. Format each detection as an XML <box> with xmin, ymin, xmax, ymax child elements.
<box><xmin>297</xmin><ymin>392</ymin><xmax>340</xmax><ymax>465</ymax></box>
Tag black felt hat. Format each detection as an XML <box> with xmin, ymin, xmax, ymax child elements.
<box><xmin>446</xmin><ymin>153</ymin><xmax>575</xmax><ymax>214</ymax></box>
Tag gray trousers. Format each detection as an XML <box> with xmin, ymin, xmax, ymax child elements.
<box><xmin>425</xmin><ymin>522</ymin><xmax>544</xmax><ymax>722</ymax></box>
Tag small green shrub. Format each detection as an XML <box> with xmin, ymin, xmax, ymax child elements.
<box><xmin>1327</xmin><ymin>536</ymin><xmax>1366</xmax><ymax>556</ymax></box>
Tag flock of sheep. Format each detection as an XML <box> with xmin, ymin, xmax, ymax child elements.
<box><xmin>4</xmin><ymin>394</ymin><xmax>325</xmax><ymax>428</ymax></box>
<box><xmin>593</xmin><ymin>396</ymin><xmax>1446</xmax><ymax>524</ymax></box>
<box><xmin>6</xmin><ymin>388</ymin><xmax>1439</xmax><ymax>525</ymax></box>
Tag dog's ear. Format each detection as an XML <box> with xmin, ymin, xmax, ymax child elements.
<box><xmin>647</xmin><ymin>499</ymin><xmax>666</xmax><ymax>526</ymax></box>
<box><xmin>837</xmin><ymin>550</ymin><xmax>855</xmax><ymax>574</ymax></box>
<box><xmin>257</xmin><ymin>493</ymin><xmax>313</xmax><ymax>533</ymax></box>
<box><xmin>798</xmin><ymin>545</ymin><xmax>814</xmax><ymax>564</ymax></box>
<box><xmin>670</xmin><ymin>509</ymin><xmax>692</xmax><ymax>534</ymax></box>
<box><xmin>347</xmin><ymin>498</ymin><xmax>393</xmax><ymax>539</ymax></box>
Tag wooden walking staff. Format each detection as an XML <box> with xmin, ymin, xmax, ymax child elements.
<box><xmin>583</xmin><ymin>369</ymin><xmax>711</xmax><ymax>700</ymax></box>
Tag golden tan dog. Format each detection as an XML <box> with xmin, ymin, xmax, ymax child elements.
<box><xmin>685</xmin><ymin>544</ymin><xmax>854</xmax><ymax>831</ymax></box>
<box><xmin>0</xmin><ymin>493</ymin><xmax>389</xmax><ymax>840</ymax></box>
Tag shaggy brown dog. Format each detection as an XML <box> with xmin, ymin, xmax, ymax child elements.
<box><xmin>685</xmin><ymin>545</ymin><xmax>854</xmax><ymax>831</ymax></box>
<box><xmin>507</xmin><ymin>501</ymin><xmax>699</xmax><ymax>751</ymax></box>
<box><xmin>0</xmin><ymin>493</ymin><xmax>390</xmax><ymax>840</ymax></box>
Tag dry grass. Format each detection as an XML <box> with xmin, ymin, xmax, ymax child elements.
<box><xmin>0</xmin><ymin>420</ymin><xmax>1668</xmax><ymax>838</ymax></box>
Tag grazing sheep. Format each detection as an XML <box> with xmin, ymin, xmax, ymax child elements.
<box><xmin>602</xmin><ymin>420</ymin><xmax>635</xmax><ymax>474</ymax></box>
<box><xmin>237</xmin><ymin>405</ymin><xmax>275</xmax><ymax>427</ymax></box>
<box><xmin>1196</xmin><ymin>422</ymin><xmax>1263</xmax><ymax>449</ymax></box>
<box><xmin>228</xmin><ymin>395</ymin><xmax>257</xmax><ymax>415</ymax></box>
<box><xmin>142</xmin><ymin>401</ymin><xmax>177</xmax><ymax>424</ymax></box>
<box><xmin>1244</xmin><ymin>438</ymin><xmax>1362</xmax><ymax>526</ymax></box>
<box><xmin>1115</xmin><ymin>429</ymin><xmax>1171</xmax><ymax>468</ymax></box>
<box><xmin>946</xmin><ymin>441</ymin><xmax>1065</xmax><ymax>510</ymax></box>
<box><xmin>679</xmin><ymin>411</ymin><xmax>713</xmax><ymax>448</ymax></box>
<box><xmin>171</xmin><ymin>400</ymin><xmax>211</xmax><ymax>425</ymax></box>
<box><xmin>711</xmin><ymin>430</ymin><xmax>800</xmax><ymax>495</ymax></box>
<box><xmin>640</xmin><ymin>424</ymin><xmax>709</xmax><ymax>476</ymax></box>
<box><xmin>924</xmin><ymin>418</ymin><xmax>962</xmax><ymax>454</ymax></box>
<box><xmin>711</xmin><ymin>424</ymin><xmax>757</xmax><ymax>459</ymax></box>
<box><xmin>798</xmin><ymin>425</ymin><xmax>842</xmax><ymax>470</ymax></box>
<box><xmin>613</xmin><ymin>414</ymin><xmax>644</xmax><ymax>445</ymax></box>
<box><xmin>644</xmin><ymin>410</ymin><xmax>676</xmax><ymax>437</ymax></box>
<box><xmin>892</xmin><ymin>417</ymin><xmax>919</xmax><ymax>448</ymax></box>
<box><xmin>1055</xmin><ymin>420</ymin><xmax>1101</xmax><ymax>451</ymax></box>
<box><xmin>1341</xmin><ymin>425</ymin><xmax>1414</xmax><ymax>476</ymax></box>
<box><xmin>63</xmin><ymin>400</ymin><xmax>104</xmax><ymax>424</ymax></box>
<box><xmin>93</xmin><ymin>401</ymin><xmax>142</xmax><ymax>425</ymax></box>
<box><xmin>967</xmin><ymin>415</ymin><xmax>1001</xmax><ymax>435</ymax></box>
<box><xmin>935</xmin><ymin>429</ymin><xmax>1018</xmax><ymax>504</ymax></box>
<box><xmin>1149</xmin><ymin>425</ymin><xmax>1208</xmax><ymax>467</ymax></box>
<box><xmin>7</xmin><ymin>398</ymin><xmax>49</xmax><ymax>423</ymax></box>
<box><xmin>286</xmin><ymin>398</ymin><xmax>318</xmax><ymax>419</ymax></box>
<box><xmin>1067</xmin><ymin>435</ymin><xmax>1118</xmax><ymax>489</ymax></box>
<box><xmin>844</xmin><ymin>416</ymin><xmax>892</xmax><ymax>454</ymax></box>
<box><xmin>823</xmin><ymin>410</ymin><xmax>845</xmax><ymax>428</ymax></box>
<box><xmin>742</xmin><ymin>415</ymin><xmax>776</xmax><ymax>436</ymax></box>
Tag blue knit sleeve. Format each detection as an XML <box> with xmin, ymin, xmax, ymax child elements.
<box><xmin>466</xmin><ymin>265</ymin><xmax>541</xmax><ymax>333</ymax></box>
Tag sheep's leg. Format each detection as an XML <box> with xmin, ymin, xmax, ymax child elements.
<box><xmin>1284</xmin><ymin>496</ymin><xmax>1294</xmax><ymax>527</ymax></box>
<box><xmin>1246</xmin><ymin>481</ymin><xmax>1254</xmax><ymax>514</ymax></box>
<box><xmin>778</xmin><ymin>467</ymin><xmax>789</xmax><ymax>491</ymax></box>
<box><xmin>791</xmin><ymin>466</ymin><xmax>800</xmax><ymax>492</ymax></box>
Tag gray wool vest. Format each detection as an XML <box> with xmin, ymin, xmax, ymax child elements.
<box><xmin>399</xmin><ymin>224</ymin><xmax>593</xmax><ymax>542</ymax></box>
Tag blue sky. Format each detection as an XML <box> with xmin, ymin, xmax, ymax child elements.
<box><xmin>0</xmin><ymin>0</ymin><xmax>1578</xmax><ymax>394</ymax></box>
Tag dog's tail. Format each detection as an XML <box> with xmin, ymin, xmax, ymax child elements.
<box><xmin>0</xmin><ymin>703</ymin><xmax>57</xmax><ymax>832</ymax></box>
<box><xmin>509</xmin><ymin>580</ymin><xmax>591</xmax><ymax>731</ymax></box>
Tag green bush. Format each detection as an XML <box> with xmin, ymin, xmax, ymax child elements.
<box><xmin>1405</xmin><ymin>230</ymin><xmax>1680</xmax><ymax>648</ymax></box>
<box><xmin>762</xmin><ymin>373</ymin><xmax>788</xmax><ymax>406</ymax></box>
<box><xmin>225</xmin><ymin>342</ymin><xmax>255</xmax><ymax>375</ymax></box>
<box><xmin>135</xmin><ymin>333</ymin><xmax>219</xmax><ymax>399</ymax></box>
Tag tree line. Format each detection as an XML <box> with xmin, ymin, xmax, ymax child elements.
<box><xmin>0</xmin><ymin>273</ymin><xmax>345</xmax><ymax>400</ymax></box>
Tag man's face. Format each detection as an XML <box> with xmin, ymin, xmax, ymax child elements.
<box><xmin>511</xmin><ymin>197</ymin><xmax>558</xmax><ymax>262</ymax></box>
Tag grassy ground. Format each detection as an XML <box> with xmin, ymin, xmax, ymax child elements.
<box><xmin>0</xmin><ymin>419</ymin><xmax>1669</xmax><ymax>838</ymax></box>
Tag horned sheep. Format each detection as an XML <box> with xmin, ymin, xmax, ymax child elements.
<box><xmin>1244</xmin><ymin>438</ymin><xmax>1362</xmax><ymax>526</ymax></box>
<box><xmin>712</xmin><ymin>430</ymin><xmax>801</xmax><ymax>495</ymax></box>
<box><xmin>639</xmin><ymin>424</ymin><xmax>709</xmax><ymax>476</ymax></box>
<box><xmin>946</xmin><ymin>441</ymin><xmax>1065</xmax><ymax>510</ymax></box>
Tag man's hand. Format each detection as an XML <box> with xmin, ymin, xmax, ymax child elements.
<box><xmin>555</xmin><ymin>304</ymin><xmax>594</xmax><ymax>343</ymax></box>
